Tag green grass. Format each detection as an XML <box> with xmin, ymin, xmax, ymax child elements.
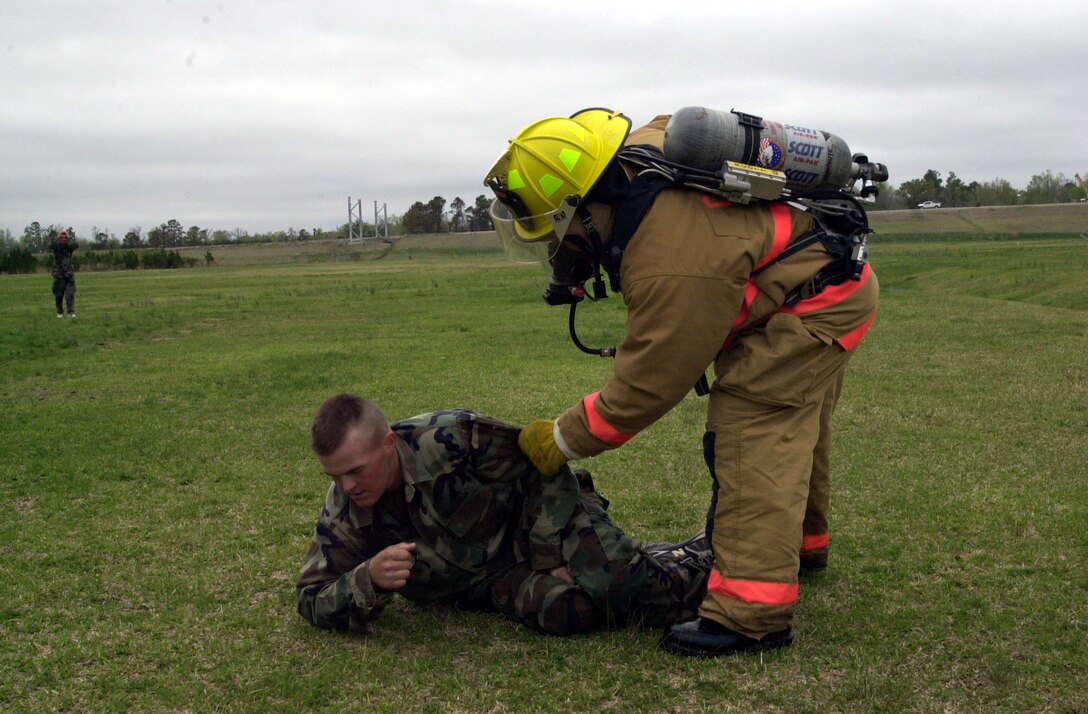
<box><xmin>1</xmin><ymin>231</ymin><xmax>1086</xmax><ymax>713</ymax></box>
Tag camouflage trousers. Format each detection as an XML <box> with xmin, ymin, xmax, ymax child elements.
<box><xmin>485</xmin><ymin>477</ymin><xmax>709</xmax><ymax>636</ymax></box>
<box><xmin>52</xmin><ymin>276</ymin><xmax>76</xmax><ymax>314</ymax></box>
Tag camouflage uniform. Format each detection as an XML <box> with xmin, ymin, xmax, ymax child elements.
<box><xmin>50</xmin><ymin>238</ymin><xmax>77</xmax><ymax>315</ymax></box>
<box><xmin>296</xmin><ymin>409</ymin><xmax>709</xmax><ymax>635</ymax></box>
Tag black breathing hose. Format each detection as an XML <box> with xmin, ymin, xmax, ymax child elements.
<box><xmin>568</xmin><ymin>302</ymin><xmax>615</xmax><ymax>358</ymax></box>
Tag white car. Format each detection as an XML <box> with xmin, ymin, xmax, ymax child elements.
<box><xmin>917</xmin><ymin>200</ymin><xmax>942</xmax><ymax>209</ymax></box>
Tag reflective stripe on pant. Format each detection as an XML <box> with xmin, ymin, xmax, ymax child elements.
<box><xmin>700</xmin><ymin>312</ymin><xmax>855</xmax><ymax>638</ymax></box>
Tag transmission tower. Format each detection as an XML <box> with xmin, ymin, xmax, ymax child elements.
<box><xmin>348</xmin><ymin>197</ymin><xmax>390</xmax><ymax>242</ymax></box>
<box><xmin>373</xmin><ymin>201</ymin><xmax>389</xmax><ymax>240</ymax></box>
<box><xmin>348</xmin><ymin>197</ymin><xmax>365</xmax><ymax>243</ymax></box>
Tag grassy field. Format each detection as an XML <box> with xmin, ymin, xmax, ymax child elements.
<box><xmin>869</xmin><ymin>202</ymin><xmax>1088</xmax><ymax>236</ymax></box>
<box><xmin>1</xmin><ymin>209</ymin><xmax>1086</xmax><ymax>713</ymax></box>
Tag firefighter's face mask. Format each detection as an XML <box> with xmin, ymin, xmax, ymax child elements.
<box><xmin>542</xmin><ymin>239</ymin><xmax>598</xmax><ymax>306</ymax></box>
<box><xmin>489</xmin><ymin>199</ymin><xmax>599</xmax><ymax>306</ymax></box>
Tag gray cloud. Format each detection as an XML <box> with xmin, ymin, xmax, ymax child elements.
<box><xmin>2</xmin><ymin>0</ymin><xmax>1085</xmax><ymax>237</ymax></box>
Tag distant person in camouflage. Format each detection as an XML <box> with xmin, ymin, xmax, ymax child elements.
<box><xmin>296</xmin><ymin>393</ymin><xmax>712</xmax><ymax>635</ymax></box>
<box><xmin>50</xmin><ymin>231</ymin><xmax>78</xmax><ymax>318</ymax></box>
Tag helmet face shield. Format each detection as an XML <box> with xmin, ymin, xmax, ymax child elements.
<box><xmin>489</xmin><ymin>198</ymin><xmax>578</xmax><ymax>264</ymax></box>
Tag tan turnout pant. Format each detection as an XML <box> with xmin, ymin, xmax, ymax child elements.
<box><xmin>700</xmin><ymin>312</ymin><xmax>856</xmax><ymax>638</ymax></box>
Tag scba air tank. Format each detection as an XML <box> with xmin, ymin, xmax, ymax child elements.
<box><xmin>663</xmin><ymin>106</ymin><xmax>855</xmax><ymax>192</ymax></box>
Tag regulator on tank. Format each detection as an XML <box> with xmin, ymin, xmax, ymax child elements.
<box><xmin>662</xmin><ymin>106</ymin><xmax>887</xmax><ymax>199</ymax></box>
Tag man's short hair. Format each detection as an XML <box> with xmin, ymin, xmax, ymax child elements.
<box><xmin>311</xmin><ymin>393</ymin><xmax>389</xmax><ymax>456</ymax></box>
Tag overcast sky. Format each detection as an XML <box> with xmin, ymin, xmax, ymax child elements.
<box><xmin>2</xmin><ymin>0</ymin><xmax>1086</xmax><ymax>238</ymax></box>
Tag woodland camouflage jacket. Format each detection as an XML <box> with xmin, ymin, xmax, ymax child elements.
<box><xmin>296</xmin><ymin>409</ymin><xmax>582</xmax><ymax>631</ymax></box>
<box><xmin>50</xmin><ymin>239</ymin><xmax>77</xmax><ymax>279</ymax></box>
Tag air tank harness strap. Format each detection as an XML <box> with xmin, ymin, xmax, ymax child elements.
<box><xmin>606</xmin><ymin>168</ymin><xmax>674</xmax><ymax>292</ymax></box>
<box><xmin>752</xmin><ymin>198</ymin><xmax>871</xmax><ymax>307</ymax></box>
<box><xmin>721</xmin><ymin>199</ymin><xmax>867</xmax><ymax>356</ymax></box>
<box><xmin>750</xmin><ymin>227</ymin><xmax>843</xmax><ymax>307</ymax></box>
<box><xmin>731</xmin><ymin>109</ymin><xmax>764</xmax><ymax>165</ymax></box>
<box><xmin>781</xmin><ymin>259</ymin><xmax>858</xmax><ymax>307</ymax></box>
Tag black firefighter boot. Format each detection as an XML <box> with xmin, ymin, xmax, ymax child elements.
<box><xmin>799</xmin><ymin>547</ymin><xmax>828</xmax><ymax>576</ymax></box>
<box><xmin>660</xmin><ymin>617</ymin><xmax>794</xmax><ymax>658</ymax></box>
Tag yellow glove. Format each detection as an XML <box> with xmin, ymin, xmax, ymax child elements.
<box><xmin>518</xmin><ymin>419</ymin><xmax>568</xmax><ymax>476</ymax></box>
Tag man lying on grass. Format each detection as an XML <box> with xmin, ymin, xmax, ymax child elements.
<box><xmin>296</xmin><ymin>393</ymin><xmax>711</xmax><ymax>636</ymax></box>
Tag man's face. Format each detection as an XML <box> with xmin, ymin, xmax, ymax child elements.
<box><xmin>317</xmin><ymin>426</ymin><xmax>402</xmax><ymax>509</ymax></box>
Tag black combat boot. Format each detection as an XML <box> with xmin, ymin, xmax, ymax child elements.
<box><xmin>660</xmin><ymin>617</ymin><xmax>793</xmax><ymax>657</ymax></box>
<box><xmin>643</xmin><ymin>532</ymin><xmax>714</xmax><ymax>570</ymax></box>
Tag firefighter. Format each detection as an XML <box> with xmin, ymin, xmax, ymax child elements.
<box><xmin>483</xmin><ymin>109</ymin><xmax>879</xmax><ymax>657</ymax></box>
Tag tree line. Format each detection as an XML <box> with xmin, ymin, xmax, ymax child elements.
<box><xmin>0</xmin><ymin>193</ymin><xmax>496</xmax><ymax>256</ymax></box>
<box><xmin>872</xmin><ymin>169</ymin><xmax>1086</xmax><ymax>209</ymax></box>
<box><xmin>0</xmin><ymin>221</ymin><xmax>212</xmax><ymax>274</ymax></box>
<box><xmin>400</xmin><ymin>195</ymin><xmax>494</xmax><ymax>234</ymax></box>
<box><xmin>2</xmin><ymin>169</ymin><xmax>1085</xmax><ymax>270</ymax></box>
